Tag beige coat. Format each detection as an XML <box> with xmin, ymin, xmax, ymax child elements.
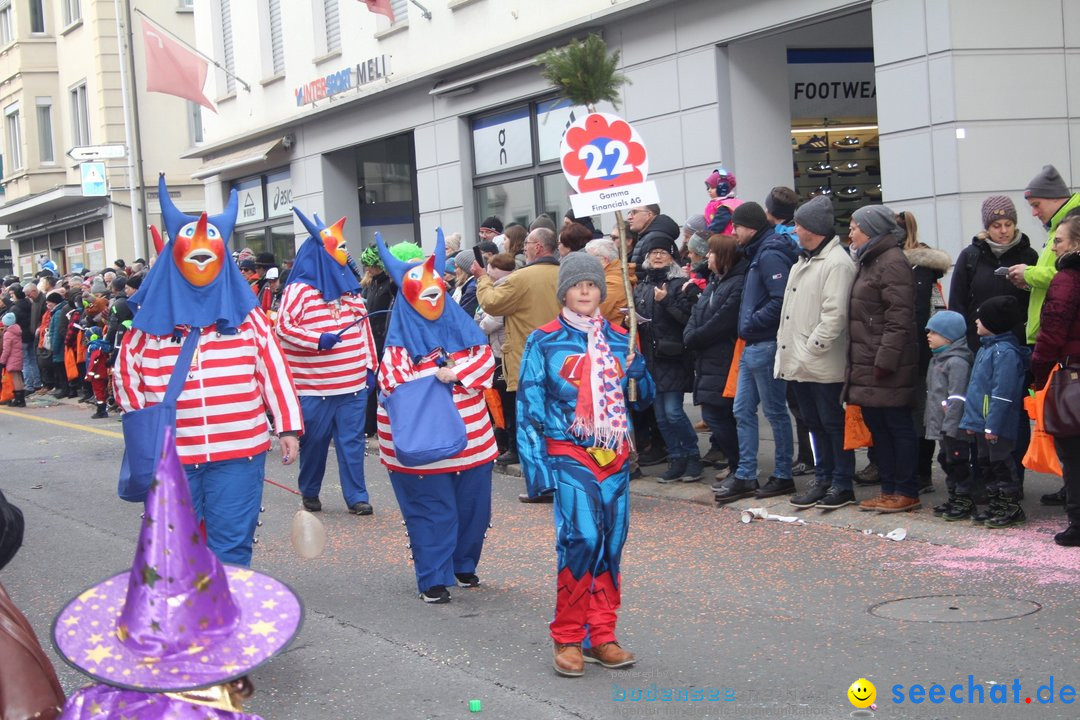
<box><xmin>474</xmin><ymin>258</ymin><xmax>561</xmax><ymax>391</ymax></box>
<box><xmin>774</xmin><ymin>236</ymin><xmax>855</xmax><ymax>384</ymax></box>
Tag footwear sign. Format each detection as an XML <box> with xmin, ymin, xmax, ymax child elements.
<box><xmin>560</xmin><ymin>112</ymin><xmax>659</xmax><ymax>217</ymax></box>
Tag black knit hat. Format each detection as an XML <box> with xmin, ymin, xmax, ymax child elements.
<box><xmin>731</xmin><ymin>202</ymin><xmax>770</xmax><ymax>232</ymax></box>
<box><xmin>976</xmin><ymin>295</ymin><xmax>1022</xmax><ymax>335</ymax></box>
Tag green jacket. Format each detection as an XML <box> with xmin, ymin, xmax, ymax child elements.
<box><xmin>1023</xmin><ymin>193</ymin><xmax>1080</xmax><ymax>343</ymax></box>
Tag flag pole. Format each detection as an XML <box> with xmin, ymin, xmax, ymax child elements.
<box><xmin>114</xmin><ymin>0</ymin><xmax>146</xmax><ymax>262</ymax></box>
<box><xmin>133</xmin><ymin>7</ymin><xmax>252</xmax><ymax>93</ymax></box>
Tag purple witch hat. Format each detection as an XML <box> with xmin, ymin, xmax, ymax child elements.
<box><xmin>52</xmin><ymin>428</ymin><xmax>302</xmax><ymax>692</ymax></box>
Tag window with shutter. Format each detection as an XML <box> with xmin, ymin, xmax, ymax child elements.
<box><xmin>221</xmin><ymin>0</ymin><xmax>236</xmax><ymax>94</ymax></box>
<box><xmin>390</xmin><ymin>0</ymin><xmax>406</xmax><ymax>23</ymax></box>
<box><xmin>268</xmin><ymin>0</ymin><xmax>284</xmax><ymax>75</ymax></box>
<box><xmin>324</xmin><ymin>0</ymin><xmax>340</xmax><ymax>53</ymax></box>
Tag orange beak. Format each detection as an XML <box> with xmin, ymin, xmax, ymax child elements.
<box><xmin>321</xmin><ymin>218</ymin><xmax>348</xmax><ymax>266</ymax></box>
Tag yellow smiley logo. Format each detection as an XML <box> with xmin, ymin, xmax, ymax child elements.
<box><xmin>848</xmin><ymin>678</ymin><xmax>876</xmax><ymax>708</ymax></box>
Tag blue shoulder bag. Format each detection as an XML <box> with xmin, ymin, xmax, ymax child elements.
<box><xmin>382</xmin><ymin>373</ymin><xmax>467</xmax><ymax>467</ymax></box>
<box><xmin>117</xmin><ymin>329</ymin><xmax>201</xmax><ymax>502</ymax></box>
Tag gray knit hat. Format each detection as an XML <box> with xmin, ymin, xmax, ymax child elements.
<box><xmin>852</xmin><ymin>205</ymin><xmax>900</xmax><ymax>240</ymax></box>
<box><xmin>688</xmin><ymin>234</ymin><xmax>709</xmax><ymax>257</ymax></box>
<box><xmin>981</xmin><ymin>195</ymin><xmax>1017</xmax><ymax>229</ymax></box>
<box><xmin>90</xmin><ymin>277</ymin><xmax>107</xmax><ymax>295</ymax></box>
<box><xmin>557</xmin><ymin>252</ymin><xmax>607</xmax><ymax>304</ymax></box>
<box><xmin>794</xmin><ymin>195</ymin><xmax>835</xmax><ymax>237</ymax></box>
<box><xmin>1024</xmin><ymin>165</ymin><xmax>1070</xmax><ymax>199</ymax></box>
<box><xmin>683</xmin><ymin>214</ymin><xmax>708</xmax><ymax>238</ymax></box>
<box><xmin>453</xmin><ymin>249</ymin><xmax>474</xmax><ymax>274</ymax></box>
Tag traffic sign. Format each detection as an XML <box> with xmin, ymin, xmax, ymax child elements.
<box><xmin>80</xmin><ymin>162</ymin><xmax>108</xmax><ymax>197</ymax></box>
<box><xmin>560</xmin><ymin>112</ymin><xmax>658</xmax><ymax>217</ymax></box>
<box><xmin>67</xmin><ymin>144</ymin><xmax>128</xmax><ymax>162</ymax></box>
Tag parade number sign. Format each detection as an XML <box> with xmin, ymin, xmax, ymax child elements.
<box><xmin>560</xmin><ymin>112</ymin><xmax>659</xmax><ymax>217</ymax></box>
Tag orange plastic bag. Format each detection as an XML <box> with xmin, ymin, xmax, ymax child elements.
<box><xmin>722</xmin><ymin>338</ymin><xmax>746</xmax><ymax>399</ymax></box>
<box><xmin>0</xmin><ymin>371</ymin><xmax>12</xmax><ymax>403</ymax></box>
<box><xmin>64</xmin><ymin>347</ymin><xmax>79</xmax><ymax>382</ymax></box>
<box><xmin>484</xmin><ymin>387</ymin><xmax>505</xmax><ymax>430</ymax></box>
<box><xmin>1023</xmin><ymin>369</ymin><xmax>1063</xmax><ymax>476</ymax></box>
<box><xmin>844</xmin><ymin>404</ymin><xmax>874</xmax><ymax>450</ymax></box>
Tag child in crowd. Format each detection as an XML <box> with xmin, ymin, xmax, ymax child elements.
<box><xmin>959</xmin><ymin>296</ymin><xmax>1031</xmax><ymax>528</ymax></box>
<box><xmin>83</xmin><ymin>325</ymin><xmax>111</xmax><ymax>419</ymax></box>
<box><xmin>1</xmin><ymin>312</ymin><xmax>25</xmax><ymax>407</ymax></box>
<box><xmin>923</xmin><ymin>310</ymin><xmax>974</xmax><ymax>519</ymax></box>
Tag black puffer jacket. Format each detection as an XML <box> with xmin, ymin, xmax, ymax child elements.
<box><xmin>634</xmin><ymin>262</ymin><xmax>695</xmax><ymax>393</ymax></box>
<box><xmin>904</xmin><ymin>245</ymin><xmax>952</xmax><ymax>375</ymax></box>
<box><xmin>683</xmin><ymin>258</ymin><xmax>747</xmax><ymax>406</ymax></box>
<box><xmin>948</xmin><ymin>232</ymin><xmax>1038</xmax><ymax>353</ymax></box>
<box><xmin>362</xmin><ymin>270</ymin><xmax>395</xmax><ymax>356</ymax></box>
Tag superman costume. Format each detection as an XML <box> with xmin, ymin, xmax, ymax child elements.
<box><xmin>517</xmin><ymin>312</ymin><xmax>653</xmax><ymax>649</ymax></box>
<box><xmin>374</xmin><ymin>228</ymin><xmax>497</xmax><ymax>602</ymax></box>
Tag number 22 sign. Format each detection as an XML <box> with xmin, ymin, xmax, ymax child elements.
<box><xmin>561</xmin><ymin>112</ymin><xmax>659</xmax><ymax>217</ymax></box>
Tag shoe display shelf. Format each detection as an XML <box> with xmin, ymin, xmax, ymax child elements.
<box><xmin>792</xmin><ymin>123</ymin><xmax>881</xmax><ymax>235</ymax></box>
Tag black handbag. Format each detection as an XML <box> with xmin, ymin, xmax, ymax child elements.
<box><xmin>1044</xmin><ymin>364</ymin><xmax>1080</xmax><ymax>438</ymax></box>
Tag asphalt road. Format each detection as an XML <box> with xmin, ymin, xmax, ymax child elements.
<box><xmin>2</xmin><ymin>401</ymin><xmax>1079</xmax><ymax>720</ymax></box>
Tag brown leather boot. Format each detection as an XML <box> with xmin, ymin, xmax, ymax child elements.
<box><xmin>858</xmin><ymin>493</ymin><xmax>893</xmax><ymax>511</ymax></box>
<box><xmin>583</xmin><ymin>641</ymin><xmax>636</xmax><ymax>668</ymax></box>
<box><xmin>552</xmin><ymin>641</ymin><xmax>585</xmax><ymax>677</ymax></box>
<box><xmin>876</xmin><ymin>494</ymin><xmax>921</xmax><ymax>513</ymax></box>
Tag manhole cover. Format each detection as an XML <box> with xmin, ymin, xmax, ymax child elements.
<box><xmin>869</xmin><ymin>594</ymin><xmax>1041</xmax><ymax>622</ymax></box>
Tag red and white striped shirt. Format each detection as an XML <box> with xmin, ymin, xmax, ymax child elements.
<box><xmin>377</xmin><ymin>344</ymin><xmax>498</xmax><ymax>474</ymax></box>
<box><xmin>275</xmin><ymin>283</ymin><xmax>376</xmax><ymax>396</ymax></box>
<box><xmin>114</xmin><ymin>310</ymin><xmax>304</xmax><ymax>465</ymax></box>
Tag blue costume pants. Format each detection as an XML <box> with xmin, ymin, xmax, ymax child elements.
<box><xmin>388</xmin><ymin>463</ymin><xmax>492</xmax><ymax>593</ymax></box>
<box><xmin>185</xmin><ymin>453</ymin><xmax>265</xmax><ymax>566</ymax></box>
<box><xmin>298</xmin><ymin>391</ymin><xmax>369</xmax><ymax>506</ymax></box>
<box><xmin>549</xmin><ymin>448</ymin><xmax>629</xmax><ymax>647</ymax></box>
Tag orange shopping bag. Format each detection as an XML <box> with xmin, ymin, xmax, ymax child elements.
<box><xmin>64</xmin><ymin>346</ymin><xmax>79</xmax><ymax>382</ymax></box>
<box><xmin>722</xmin><ymin>338</ymin><xmax>746</xmax><ymax>399</ymax></box>
<box><xmin>0</xmin><ymin>371</ymin><xmax>12</xmax><ymax>403</ymax></box>
<box><xmin>1023</xmin><ymin>369</ymin><xmax>1063</xmax><ymax>476</ymax></box>
<box><xmin>844</xmin><ymin>404</ymin><xmax>874</xmax><ymax>450</ymax></box>
<box><xmin>484</xmin><ymin>388</ymin><xmax>505</xmax><ymax>430</ymax></box>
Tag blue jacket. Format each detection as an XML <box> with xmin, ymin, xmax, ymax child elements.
<box><xmin>959</xmin><ymin>333</ymin><xmax>1030</xmax><ymax>440</ymax></box>
<box><xmin>737</xmin><ymin>227</ymin><xmax>798</xmax><ymax>343</ymax></box>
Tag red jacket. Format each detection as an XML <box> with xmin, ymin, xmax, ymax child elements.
<box><xmin>1032</xmin><ymin>252</ymin><xmax>1080</xmax><ymax>387</ymax></box>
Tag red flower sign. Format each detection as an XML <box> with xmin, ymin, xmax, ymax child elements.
<box><xmin>560</xmin><ymin>113</ymin><xmax>649</xmax><ymax>193</ymax></box>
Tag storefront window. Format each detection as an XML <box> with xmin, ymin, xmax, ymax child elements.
<box><xmin>230</xmin><ymin>168</ymin><xmax>295</xmax><ymax>264</ymax></box>
<box><xmin>354</xmin><ymin>131</ymin><xmax>419</xmax><ymax>247</ymax></box>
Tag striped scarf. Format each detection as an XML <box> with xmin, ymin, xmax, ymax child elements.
<box><xmin>561</xmin><ymin>308</ymin><xmax>631</xmax><ymax>451</ymax></box>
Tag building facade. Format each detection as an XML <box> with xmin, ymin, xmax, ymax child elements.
<box><xmin>186</xmin><ymin>0</ymin><xmax>1078</xmax><ymax>277</ymax></box>
<box><xmin>0</xmin><ymin>0</ymin><xmax>203</xmax><ymax>277</ymax></box>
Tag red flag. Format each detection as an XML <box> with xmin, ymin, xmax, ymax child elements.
<box><xmin>141</xmin><ymin>17</ymin><xmax>215</xmax><ymax>112</ymax></box>
<box><xmin>360</xmin><ymin>0</ymin><xmax>396</xmax><ymax>22</ymax></box>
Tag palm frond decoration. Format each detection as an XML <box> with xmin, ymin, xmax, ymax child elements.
<box><xmin>537</xmin><ymin>34</ymin><xmax>629</xmax><ymax>111</ymax></box>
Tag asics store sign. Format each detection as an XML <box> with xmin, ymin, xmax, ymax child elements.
<box><xmin>787</xmin><ymin>48</ymin><xmax>877</xmax><ymax>118</ymax></box>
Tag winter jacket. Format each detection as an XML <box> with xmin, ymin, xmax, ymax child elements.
<box><xmin>737</xmin><ymin>226</ymin><xmax>798</xmax><ymax>344</ymax></box>
<box><xmin>1031</xmin><ymin>251</ymin><xmax>1080</xmax><ymax>388</ymax></box>
<box><xmin>598</xmin><ymin>258</ymin><xmax>630</xmax><ymax>326</ymax></box>
<box><xmin>477</xmin><ymin>275</ymin><xmax>509</xmax><ymax>358</ymax></box>
<box><xmin>9</xmin><ymin>297</ymin><xmax>31</xmax><ymax>345</ymax></box>
<box><xmin>47</xmin><ymin>301</ymin><xmax>70</xmax><ymax>364</ymax></box>
<box><xmin>631</xmin><ymin>214</ymin><xmax>681</xmax><ymax>267</ymax></box>
<box><xmin>475</xmin><ymin>255</ymin><xmax>561</xmax><ymax>391</ymax></box>
<box><xmin>948</xmin><ymin>232</ymin><xmax>1037</xmax><ymax>353</ymax></box>
<box><xmin>454</xmin><ymin>276</ymin><xmax>479</xmax><ymax>319</ymax></box>
<box><xmin>845</xmin><ymin>237</ymin><xmax>919</xmax><ymax>407</ymax></box>
<box><xmin>106</xmin><ymin>295</ymin><xmax>134</xmax><ymax>360</ymax></box>
<box><xmin>959</xmin><ymin>332</ymin><xmax>1030</xmax><ymax>441</ymax></box>
<box><xmin>923</xmin><ymin>338</ymin><xmax>973</xmax><ymax>440</ymax></box>
<box><xmin>1022</xmin><ymin>193</ymin><xmax>1080</xmax><ymax>343</ymax></box>
<box><xmin>905</xmin><ymin>245</ymin><xmax>952</xmax><ymax>374</ymax></box>
<box><xmin>774</xmin><ymin>236</ymin><xmax>855</xmax><ymax>384</ymax></box>
<box><xmin>0</xmin><ymin>323</ymin><xmax>23</xmax><ymax>372</ymax></box>
<box><xmin>683</xmin><ymin>258</ymin><xmax>747</xmax><ymax>406</ymax></box>
<box><xmin>29</xmin><ymin>292</ymin><xmax>45</xmax><ymax>336</ymax></box>
<box><xmin>362</xmin><ymin>270</ymin><xmax>395</xmax><ymax>356</ymax></box>
<box><xmin>705</xmin><ymin>197</ymin><xmax>742</xmax><ymax>235</ymax></box>
<box><xmin>634</xmin><ymin>263</ymin><xmax>695</xmax><ymax>393</ymax></box>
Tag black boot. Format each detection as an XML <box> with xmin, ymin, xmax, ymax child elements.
<box><xmin>971</xmin><ymin>490</ymin><xmax>1001</xmax><ymax>524</ymax></box>
<box><xmin>985</xmin><ymin>494</ymin><xmax>1026</xmax><ymax>529</ymax></box>
<box><xmin>933</xmin><ymin>491</ymin><xmax>957</xmax><ymax>516</ymax></box>
<box><xmin>943</xmin><ymin>495</ymin><xmax>975</xmax><ymax>522</ymax></box>
<box><xmin>1054</xmin><ymin>524</ymin><xmax>1080</xmax><ymax>546</ymax></box>
<box><xmin>9</xmin><ymin>390</ymin><xmax>25</xmax><ymax>407</ymax></box>
<box><xmin>658</xmin><ymin>457</ymin><xmax>689</xmax><ymax>484</ymax></box>
<box><xmin>91</xmin><ymin>402</ymin><xmax>109</xmax><ymax>419</ymax></box>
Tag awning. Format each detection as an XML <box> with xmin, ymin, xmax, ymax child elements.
<box><xmin>0</xmin><ymin>185</ymin><xmax>108</xmax><ymax>228</ymax></box>
<box><xmin>191</xmin><ymin>137</ymin><xmax>286</xmax><ymax>180</ymax></box>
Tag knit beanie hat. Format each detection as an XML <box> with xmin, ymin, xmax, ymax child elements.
<box><xmin>90</xmin><ymin>277</ymin><xmax>107</xmax><ymax>295</ymax></box>
<box><xmin>1</xmin><ymin>312</ymin><xmax>14</xmax><ymax>326</ymax></box>
<box><xmin>730</xmin><ymin>202</ymin><xmax>769</xmax><ymax>232</ymax></box>
<box><xmin>852</xmin><ymin>205</ymin><xmax>900</xmax><ymax>240</ymax></box>
<box><xmin>454</xmin><ymin>249</ymin><xmax>474</xmax><ymax>274</ymax></box>
<box><xmin>976</xmin><ymin>295</ymin><xmax>1022</xmax><ymax>335</ymax></box>
<box><xmin>683</xmin><ymin>214</ymin><xmax>708</xmax><ymax>238</ymax></box>
<box><xmin>1024</xmin><ymin>165</ymin><xmax>1070</xmax><ymax>199</ymax></box>
<box><xmin>557</xmin><ymin>252</ymin><xmax>607</xmax><ymax>304</ymax></box>
<box><xmin>688</xmin><ymin>234</ymin><xmax>709</xmax><ymax>257</ymax></box>
<box><xmin>46</xmin><ymin>291</ymin><xmax>64</xmax><ymax>304</ymax></box>
<box><xmin>765</xmin><ymin>189</ymin><xmax>798</xmax><ymax>223</ymax></box>
<box><xmin>637</xmin><ymin>233</ymin><xmax>679</xmax><ymax>259</ymax></box>
<box><xmin>794</xmin><ymin>195</ymin><xmax>835</xmax><ymax>237</ymax></box>
<box><xmin>480</xmin><ymin>215</ymin><xmax>504</xmax><ymax>233</ymax></box>
<box><xmin>981</xmin><ymin>195</ymin><xmax>1018</xmax><ymax>228</ymax></box>
<box><xmin>925</xmin><ymin>310</ymin><xmax>967</xmax><ymax>342</ymax></box>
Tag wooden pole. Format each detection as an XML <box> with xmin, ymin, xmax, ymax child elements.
<box><xmin>615</xmin><ymin>209</ymin><xmax>638</xmax><ymax>401</ymax></box>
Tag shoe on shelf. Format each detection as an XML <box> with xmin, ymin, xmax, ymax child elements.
<box><xmin>518</xmin><ymin>493</ymin><xmax>554</xmax><ymax>504</ymax></box>
<box><xmin>942</xmin><ymin>495</ymin><xmax>975</xmax><ymax>522</ymax></box>
<box><xmin>876</xmin><ymin>495</ymin><xmax>921</xmax><ymax>513</ymax></box>
<box><xmin>754</xmin><ymin>476</ymin><xmax>795</xmax><ymax>499</ymax></box>
<box><xmin>836</xmin><ymin>161</ymin><xmax>862</xmax><ymax>176</ymax></box>
<box><xmin>637</xmin><ymin>447</ymin><xmax>668</xmax><ymax>466</ymax></box>
<box><xmin>1054</xmin><ymin>524</ymin><xmax>1080</xmax><ymax>546</ymax></box>
<box><xmin>832</xmin><ymin>135</ymin><xmax>861</xmax><ymax>151</ymax></box>
<box><xmin>301</xmin><ymin>496</ymin><xmax>322</xmax><ymax>512</ymax></box>
<box><xmin>420</xmin><ymin>585</ymin><xmax>451</xmax><ymax>604</ymax></box>
<box><xmin>349</xmin><ymin>501</ymin><xmax>374</xmax><ymax>515</ymax></box>
<box><xmin>714</xmin><ymin>478</ymin><xmax>758</xmax><ymax>504</ymax></box>
<box><xmin>583</xmin><ymin>641</ymin><xmax>636</xmax><ymax>669</ymax></box>
<box><xmin>917</xmin><ymin>475</ymin><xmax>934</xmax><ymax>495</ymax></box>
<box><xmin>791</xmin><ymin>461</ymin><xmax>815</xmax><ymax>477</ymax></box>
<box><xmin>806</xmin><ymin>162</ymin><xmax>833</xmax><ymax>177</ymax></box>
<box><xmin>837</xmin><ymin>186</ymin><xmax>863</xmax><ymax>201</ymax></box>
<box><xmin>807</xmin><ymin>185</ymin><xmax>833</xmax><ymax>200</ymax></box>
<box><xmin>455</xmin><ymin>572</ymin><xmax>480</xmax><ymax>588</ymax></box>
<box><xmin>680</xmin><ymin>456</ymin><xmax>704</xmax><ymax>483</ymax></box>
<box><xmin>1041</xmin><ymin>486</ymin><xmax>1067</xmax><ymax>506</ymax></box>
<box><xmin>789</xmin><ymin>483</ymin><xmax>829</xmax><ymax>509</ymax></box>
<box><xmin>818</xmin><ymin>488</ymin><xmax>856</xmax><ymax>510</ymax></box>
<box><xmin>854</xmin><ymin>463</ymin><xmax>880</xmax><ymax>486</ymax></box>
<box><xmin>702</xmin><ymin>447</ymin><xmax>726</xmax><ymax>466</ymax></box>
<box><xmin>495</xmin><ymin>449</ymin><xmax>520</xmax><ymax>466</ymax></box>
<box><xmin>865</xmin><ymin>185</ymin><xmax>883</xmax><ymax>200</ymax></box>
<box><xmin>933</xmin><ymin>493</ymin><xmax>958</xmax><ymax>516</ymax></box>
<box><xmin>658</xmin><ymin>457</ymin><xmax>689</xmax><ymax>484</ymax></box>
<box><xmin>859</xmin><ymin>493</ymin><xmax>892</xmax><ymax>511</ymax></box>
<box><xmin>984</xmin><ymin>498</ymin><xmax>1026</xmax><ymax>529</ymax></box>
<box><xmin>553</xmin><ymin>642</ymin><xmax>585</xmax><ymax>677</ymax></box>
<box><xmin>797</xmin><ymin>134</ymin><xmax>829</xmax><ymax>153</ymax></box>
<box><xmin>865</xmin><ymin>164</ymin><xmax>881</xmax><ymax>176</ymax></box>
